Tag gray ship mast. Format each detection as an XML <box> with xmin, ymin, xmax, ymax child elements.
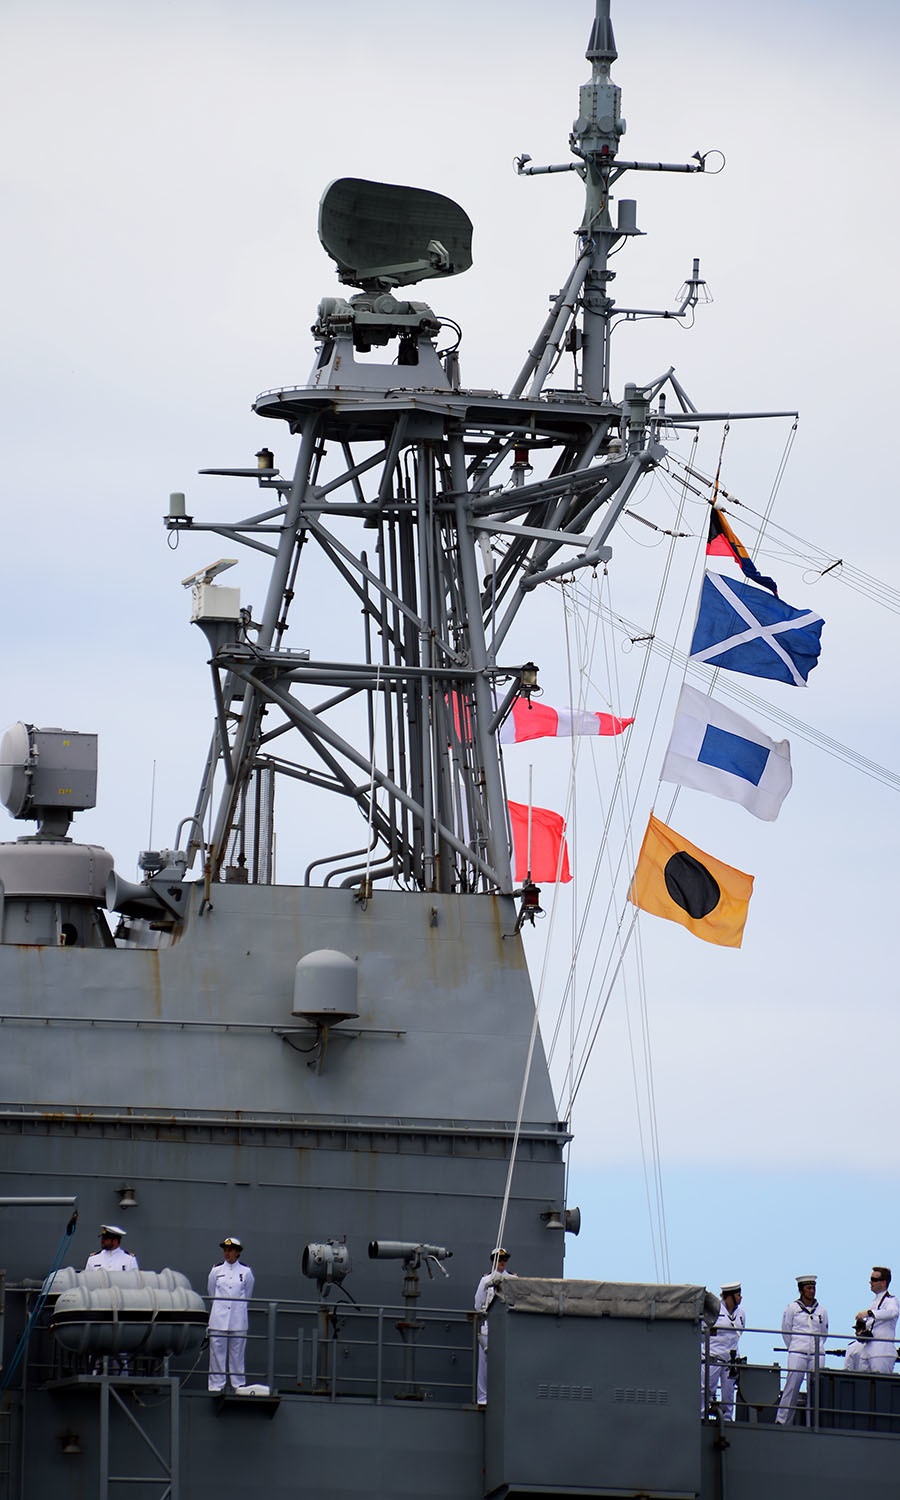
<box><xmin>166</xmin><ymin>2</ymin><xmax>718</xmax><ymax>902</ymax></box>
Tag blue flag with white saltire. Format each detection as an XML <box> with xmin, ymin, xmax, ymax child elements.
<box><xmin>690</xmin><ymin>573</ymin><xmax>824</xmax><ymax>686</ymax></box>
<box><xmin>661</xmin><ymin>684</ymin><xmax>792</xmax><ymax>821</ymax></box>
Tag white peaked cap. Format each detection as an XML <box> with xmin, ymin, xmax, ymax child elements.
<box><xmin>100</xmin><ymin>1224</ymin><xmax>127</xmax><ymax>1237</ymax></box>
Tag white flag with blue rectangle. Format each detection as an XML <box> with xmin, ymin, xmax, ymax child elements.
<box><xmin>661</xmin><ymin>684</ymin><xmax>792</xmax><ymax>821</ymax></box>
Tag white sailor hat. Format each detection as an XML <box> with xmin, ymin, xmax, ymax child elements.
<box><xmin>720</xmin><ymin>1281</ymin><xmax>741</xmax><ymax>1294</ymax></box>
<box><xmin>220</xmin><ymin>1236</ymin><xmax>243</xmax><ymax>1250</ymax></box>
<box><xmin>99</xmin><ymin>1224</ymin><xmax>126</xmax><ymax>1238</ymax></box>
<box><xmin>491</xmin><ymin>1247</ymin><xmax>510</xmax><ymax>1259</ymax></box>
<box><xmin>796</xmin><ymin>1273</ymin><xmax>817</xmax><ymax>1284</ymax></box>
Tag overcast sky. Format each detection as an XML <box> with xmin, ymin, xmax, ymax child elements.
<box><xmin>3</xmin><ymin>0</ymin><xmax>899</xmax><ymax>1352</ymax></box>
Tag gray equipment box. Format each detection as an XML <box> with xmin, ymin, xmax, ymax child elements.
<box><xmin>485</xmin><ymin>1279</ymin><xmax>715</xmax><ymax>1498</ymax></box>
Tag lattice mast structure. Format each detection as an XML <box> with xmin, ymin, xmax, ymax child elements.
<box><xmin>173</xmin><ymin>2</ymin><xmax>712</xmax><ymax>898</ymax></box>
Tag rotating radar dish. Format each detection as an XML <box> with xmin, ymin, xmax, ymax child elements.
<box><xmin>318</xmin><ymin>178</ymin><xmax>473</xmax><ymax>290</ymax></box>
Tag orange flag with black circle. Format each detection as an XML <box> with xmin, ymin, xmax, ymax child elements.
<box><xmin>628</xmin><ymin>813</ymin><xmax>753</xmax><ymax>948</ymax></box>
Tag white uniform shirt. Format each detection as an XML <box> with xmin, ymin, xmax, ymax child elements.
<box><xmin>207</xmin><ymin>1260</ymin><xmax>255</xmax><ymax>1332</ymax></box>
<box><xmin>782</xmin><ymin>1297</ymin><xmax>828</xmax><ymax>1360</ymax></box>
<box><xmin>85</xmin><ymin>1246</ymin><xmax>139</xmax><ymax>1272</ymax></box>
<box><xmin>474</xmin><ymin>1269</ymin><xmax>513</xmax><ymax>1323</ymax></box>
<box><xmin>709</xmin><ymin>1300</ymin><xmax>746</xmax><ymax>1361</ymax></box>
<box><xmin>866</xmin><ymin>1289</ymin><xmax>899</xmax><ymax>1361</ymax></box>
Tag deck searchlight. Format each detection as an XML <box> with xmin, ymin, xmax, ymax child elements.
<box><xmin>302</xmin><ymin>1240</ymin><xmax>352</xmax><ymax>1289</ymax></box>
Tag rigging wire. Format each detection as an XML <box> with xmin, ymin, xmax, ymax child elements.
<box><xmin>492</xmin><ymin>853</ymin><xmax>568</xmax><ymax>1261</ymax></box>
<box><xmin>589</xmin><ymin>566</ymin><xmax>670</xmax><ymax>1280</ymax></box>
<box><xmin>496</xmin><ymin>559</ymin><xmax>624</xmax><ymax>1257</ymax></box>
<box><xmin>660</xmin><ymin>442</ymin><xmax>900</xmax><ymax>616</ymax></box>
<box><xmin>567</xmin><ymin>437</ymin><xmax>703</xmax><ymax>1016</ymax></box>
<box><xmin>601</xmin><ymin>455</ymin><xmax>710</xmax><ymax>1282</ymax></box>
<box><xmin>561</xmin><ymin>590</ymin><xmax>579</xmax><ymax>1139</ymax></box>
<box><xmin>541</xmin><ymin>442</ymin><xmax>707</xmax><ymax>1278</ymax></box>
<box><xmin>495</xmin><ymin>580</ymin><xmax>600</xmax><ymax>1257</ymax></box>
<box><xmin>757</xmin><ymin>417</ymin><xmax>797</xmax><ymax>537</ymax></box>
<box><xmin>539</xmin><ymin>714</ymin><xmax>646</xmax><ymax>1076</ymax></box>
<box><xmin>0</xmin><ymin>1209</ymin><xmax>78</xmax><ymax>1394</ymax></box>
<box><xmin>554</xmin><ymin>572</ymin><xmax>639</xmax><ymax>1230</ymax></box>
<box><xmin>541</xmin><ymin>586</ymin><xmax>635</xmax><ymax>1078</ymax></box>
<box><xmin>625</xmin><ymin>914</ymin><xmax>669</xmax><ymax>1281</ymax></box>
<box><xmin>709</xmin><ymin>421</ymin><xmax>730</xmax><ymax>508</ymax></box>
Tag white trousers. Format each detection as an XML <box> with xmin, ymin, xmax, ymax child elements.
<box><xmin>775</xmin><ymin>1354</ymin><xmax>817</xmax><ymax>1425</ymax></box>
<box><xmin>702</xmin><ymin>1358</ymin><xmax>736</xmax><ymax>1418</ymax></box>
<box><xmin>208</xmin><ymin>1330</ymin><xmax>247</xmax><ymax>1391</ymax></box>
<box><xmin>476</xmin><ymin>1323</ymin><xmax>488</xmax><ymax>1404</ymax></box>
<box><xmin>845</xmin><ymin>1342</ymin><xmax>896</xmax><ymax>1375</ymax></box>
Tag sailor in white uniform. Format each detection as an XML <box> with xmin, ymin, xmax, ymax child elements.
<box><xmin>702</xmin><ymin>1280</ymin><xmax>745</xmax><ymax>1418</ymax></box>
<box><xmin>775</xmin><ymin>1274</ymin><xmax>829</xmax><ymax>1425</ymax></box>
<box><xmin>474</xmin><ymin>1248</ymin><xmax>515</xmax><ymax>1407</ymax></box>
<box><xmin>207</xmin><ymin>1236</ymin><xmax>255</xmax><ymax>1393</ymax></box>
<box><xmin>85</xmin><ymin>1224</ymin><xmax>139</xmax><ymax>1272</ymax></box>
<box><xmin>844</xmin><ymin>1267</ymin><xmax>899</xmax><ymax>1375</ymax></box>
<box><xmin>85</xmin><ymin>1225</ymin><xmax>139</xmax><ymax>1372</ymax></box>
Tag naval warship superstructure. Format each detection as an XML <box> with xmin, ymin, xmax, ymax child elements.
<box><xmin>2</xmin><ymin>4</ymin><xmax>899</xmax><ymax>1497</ymax></box>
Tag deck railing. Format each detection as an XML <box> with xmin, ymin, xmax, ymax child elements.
<box><xmin>3</xmin><ymin>1290</ymin><xmax>899</xmax><ymax>1432</ymax></box>
<box><xmin>701</xmin><ymin>1323</ymin><xmax>900</xmax><ymax>1433</ymax></box>
<box><xmin>2</xmin><ymin>1288</ymin><xmax>479</xmax><ymax>1406</ymax></box>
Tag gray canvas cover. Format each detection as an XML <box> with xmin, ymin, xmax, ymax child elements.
<box><xmin>497</xmin><ymin>1277</ymin><xmax>720</xmax><ymax>1324</ymax></box>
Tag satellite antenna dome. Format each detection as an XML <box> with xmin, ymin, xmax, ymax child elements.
<box><xmin>292</xmin><ymin>948</ymin><xmax>359</xmax><ymax>1025</ymax></box>
<box><xmin>318</xmin><ymin>178</ymin><xmax>473</xmax><ymax>291</ymax></box>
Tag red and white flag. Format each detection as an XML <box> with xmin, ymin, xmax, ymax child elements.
<box><xmin>499</xmin><ymin>697</ymin><xmax>633</xmax><ymax>745</ymax></box>
<box><xmin>508</xmin><ymin>801</ymin><xmax>572</xmax><ymax>883</ymax></box>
